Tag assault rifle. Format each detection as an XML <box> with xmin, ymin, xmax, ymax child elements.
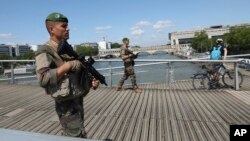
<box><xmin>58</xmin><ymin>40</ymin><xmax>108</xmax><ymax>86</ymax></box>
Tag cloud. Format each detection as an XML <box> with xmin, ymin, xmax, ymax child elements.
<box><xmin>136</xmin><ymin>21</ymin><xmax>151</xmax><ymax>26</ymax></box>
<box><xmin>0</xmin><ymin>33</ymin><xmax>14</xmax><ymax>38</ymax></box>
<box><xmin>95</xmin><ymin>25</ymin><xmax>112</xmax><ymax>31</ymax></box>
<box><xmin>130</xmin><ymin>20</ymin><xmax>150</xmax><ymax>36</ymax></box>
<box><xmin>131</xmin><ymin>29</ymin><xmax>144</xmax><ymax>35</ymax></box>
<box><xmin>130</xmin><ymin>26</ymin><xmax>140</xmax><ymax>30</ymax></box>
<box><xmin>153</xmin><ymin>20</ymin><xmax>174</xmax><ymax>31</ymax></box>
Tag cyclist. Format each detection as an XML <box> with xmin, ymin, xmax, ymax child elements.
<box><xmin>207</xmin><ymin>38</ymin><xmax>228</xmax><ymax>88</ymax></box>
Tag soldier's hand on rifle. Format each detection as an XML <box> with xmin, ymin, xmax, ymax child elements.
<box><xmin>128</xmin><ymin>54</ymin><xmax>133</xmax><ymax>58</ymax></box>
<box><xmin>67</xmin><ymin>60</ymin><xmax>82</xmax><ymax>72</ymax></box>
<box><xmin>91</xmin><ymin>78</ymin><xmax>99</xmax><ymax>90</ymax></box>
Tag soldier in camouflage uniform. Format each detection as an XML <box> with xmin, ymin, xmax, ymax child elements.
<box><xmin>35</xmin><ymin>12</ymin><xmax>99</xmax><ymax>138</ymax></box>
<box><xmin>117</xmin><ymin>38</ymin><xmax>142</xmax><ymax>93</ymax></box>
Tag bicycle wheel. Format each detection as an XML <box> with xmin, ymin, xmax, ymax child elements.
<box><xmin>222</xmin><ymin>70</ymin><xmax>243</xmax><ymax>88</ymax></box>
<box><xmin>192</xmin><ymin>74</ymin><xmax>210</xmax><ymax>90</ymax></box>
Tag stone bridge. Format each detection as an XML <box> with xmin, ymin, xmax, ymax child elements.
<box><xmin>98</xmin><ymin>44</ymin><xmax>191</xmax><ymax>58</ymax></box>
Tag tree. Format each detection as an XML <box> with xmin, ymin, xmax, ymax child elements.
<box><xmin>131</xmin><ymin>45</ymin><xmax>141</xmax><ymax>48</ymax></box>
<box><xmin>111</xmin><ymin>43</ymin><xmax>122</xmax><ymax>49</ymax></box>
<box><xmin>22</xmin><ymin>51</ymin><xmax>35</xmax><ymax>60</ymax></box>
<box><xmin>191</xmin><ymin>31</ymin><xmax>212</xmax><ymax>53</ymax></box>
<box><xmin>76</xmin><ymin>46</ymin><xmax>98</xmax><ymax>56</ymax></box>
<box><xmin>0</xmin><ymin>55</ymin><xmax>11</xmax><ymax>68</ymax></box>
<box><xmin>224</xmin><ymin>26</ymin><xmax>250</xmax><ymax>54</ymax></box>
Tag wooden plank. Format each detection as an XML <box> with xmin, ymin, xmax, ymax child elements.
<box><xmin>98</xmin><ymin>116</ymin><xmax>118</xmax><ymax>140</ymax></box>
<box><xmin>170</xmin><ymin>119</ymin><xmax>182</xmax><ymax>141</ymax></box>
<box><xmin>23</xmin><ymin>111</ymin><xmax>56</xmax><ymax>131</ymax></box>
<box><xmin>165</xmin><ymin>90</ymin><xmax>176</xmax><ymax>120</ymax></box>
<box><xmin>131</xmin><ymin>89</ymin><xmax>145</xmax><ymax>118</ymax></box>
<box><xmin>0</xmin><ymin>110</ymin><xmax>33</xmax><ymax>127</ymax></box>
<box><xmin>185</xmin><ymin>121</ymin><xmax>199</xmax><ymax>141</ymax></box>
<box><xmin>4</xmin><ymin>108</ymin><xmax>25</xmax><ymax>117</ymax></box>
<box><xmin>156</xmin><ymin>119</ymin><xmax>164</xmax><ymax>141</ymax></box>
<box><xmin>140</xmin><ymin>118</ymin><xmax>150</xmax><ymax>141</ymax></box>
<box><xmin>131</xmin><ymin>118</ymin><xmax>143</xmax><ymax>141</ymax></box>
<box><xmin>144</xmin><ymin>89</ymin><xmax>153</xmax><ymax>119</ymax></box>
<box><xmin>170</xmin><ymin>90</ymin><xmax>184</xmax><ymax>120</ymax></box>
<box><xmin>87</xmin><ymin>116</ymin><xmax>106</xmax><ymax>138</ymax></box>
<box><xmin>206</xmin><ymin>121</ymin><xmax>225</xmax><ymax>141</ymax></box>
<box><xmin>199</xmin><ymin>122</ymin><xmax>217</xmax><ymax>141</ymax></box>
<box><xmin>178</xmin><ymin>120</ymin><xmax>190</xmax><ymax>141</ymax></box>
<box><xmin>174</xmin><ymin>90</ymin><xmax>190</xmax><ymax>121</ymax></box>
<box><xmin>214</xmin><ymin>122</ymin><xmax>230</xmax><ymax>141</ymax></box>
<box><xmin>148</xmin><ymin>119</ymin><xmax>157</xmax><ymax>141</ymax></box>
<box><xmin>138</xmin><ymin>89</ymin><xmax>149</xmax><ymax>119</ymax></box>
<box><xmin>123</xmin><ymin>118</ymin><xmax>137</xmax><ymax>141</ymax></box>
<box><xmin>191</xmin><ymin>90</ymin><xmax>225</xmax><ymax>123</ymax></box>
<box><xmin>192</xmin><ymin>121</ymin><xmax>207</xmax><ymax>141</ymax></box>
<box><xmin>10</xmin><ymin>111</ymin><xmax>46</xmax><ymax>130</ymax></box>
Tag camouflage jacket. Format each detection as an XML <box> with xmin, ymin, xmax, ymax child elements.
<box><xmin>35</xmin><ymin>40</ymin><xmax>90</xmax><ymax>101</ymax></box>
<box><xmin>120</xmin><ymin>45</ymin><xmax>134</xmax><ymax>63</ymax></box>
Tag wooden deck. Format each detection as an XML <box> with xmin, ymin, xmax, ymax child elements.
<box><xmin>0</xmin><ymin>76</ymin><xmax>250</xmax><ymax>141</ymax></box>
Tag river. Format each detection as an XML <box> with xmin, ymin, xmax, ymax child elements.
<box><xmin>1</xmin><ymin>53</ymin><xmax>202</xmax><ymax>86</ymax></box>
<box><xmin>93</xmin><ymin>53</ymin><xmax>201</xmax><ymax>86</ymax></box>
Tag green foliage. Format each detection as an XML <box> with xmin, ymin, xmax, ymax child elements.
<box><xmin>111</xmin><ymin>43</ymin><xmax>122</xmax><ymax>49</ymax></box>
<box><xmin>224</xmin><ymin>26</ymin><xmax>250</xmax><ymax>54</ymax></box>
<box><xmin>131</xmin><ymin>45</ymin><xmax>141</xmax><ymax>48</ymax></box>
<box><xmin>76</xmin><ymin>45</ymin><xmax>98</xmax><ymax>56</ymax></box>
<box><xmin>14</xmin><ymin>51</ymin><xmax>35</xmax><ymax>60</ymax></box>
<box><xmin>0</xmin><ymin>55</ymin><xmax>11</xmax><ymax>68</ymax></box>
<box><xmin>0</xmin><ymin>54</ymin><xmax>11</xmax><ymax>60</ymax></box>
<box><xmin>191</xmin><ymin>31</ymin><xmax>212</xmax><ymax>53</ymax></box>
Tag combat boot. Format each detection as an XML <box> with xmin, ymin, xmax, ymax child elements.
<box><xmin>133</xmin><ymin>86</ymin><xmax>142</xmax><ymax>93</ymax></box>
<box><xmin>117</xmin><ymin>87</ymin><xmax>122</xmax><ymax>91</ymax></box>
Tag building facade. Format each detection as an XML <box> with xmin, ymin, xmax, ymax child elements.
<box><xmin>80</xmin><ymin>43</ymin><xmax>98</xmax><ymax>48</ymax></box>
<box><xmin>98</xmin><ymin>41</ymin><xmax>111</xmax><ymax>50</ymax></box>
<box><xmin>15</xmin><ymin>44</ymin><xmax>31</xmax><ymax>56</ymax></box>
<box><xmin>169</xmin><ymin>23</ymin><xmax>250</xmax><ymax>45</ymax></box>
<box><xmin>0</xmin><ymin>44</ymin><xmax>13</xmax><ymax>56</ymax></box>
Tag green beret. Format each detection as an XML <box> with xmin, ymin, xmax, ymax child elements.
<box><xmin>46</xmin><ymin>12</ymin><xmax>68</xmax><ymax>22</ymax></box>
<box><xmin>122</xmin><ymin>37</ymin><xmax>129</xmax><ymax>42</ymax></box>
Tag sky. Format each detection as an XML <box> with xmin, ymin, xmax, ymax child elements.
<box><xmin>0</xmin><ymin>0</ymin><xmax>250</xmax><ymax>47</ymax></box>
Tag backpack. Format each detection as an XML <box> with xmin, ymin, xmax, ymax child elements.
<box><xmin>210</xmin><ymin>46</ymin><xmax>222</xmax><ymax>60</ymax></box>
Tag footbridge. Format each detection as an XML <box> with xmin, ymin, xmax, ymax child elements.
<box><xmin>98</xmin><ymin>44</ymin><xmax>191</xmax><ymax>58</ymax></box>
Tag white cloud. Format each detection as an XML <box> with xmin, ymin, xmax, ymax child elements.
<box><xmin>130</xmin><ymin>26</ymin><xmax>140</xmax><ymax>30</ymax></box>
<box><xmin>131</xmin><ymin>29</ymin><xmax>144</xmax><ymax>35</ymax></box>
<box><xmin>153</xmin><ymin>20</ymin><xmax>174</xmax><ymax>31</ymax></box>
<box><xmin>0</xmin><ymin>33</ymin><xmax>14</xmax><ymax>38</ymax></box>
<box><xmin>136</xmin><ymin>21</ymin><xmax>151</xmax><ymax>26</ymax></box>
<box><xmin>95</xmin><ymin>25</ymin><xmax>112</xmax><ymax>31</ymax></box>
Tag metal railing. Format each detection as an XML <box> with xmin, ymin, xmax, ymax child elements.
<box><xmin>1</xmin><ymin>54</ymin><xmax>249</xmax><ymax>90</ymax></box>
<box><xmin>0</xmin><ymin>128</ymin><xmax>99</xmax><ymax>141</ymax></box>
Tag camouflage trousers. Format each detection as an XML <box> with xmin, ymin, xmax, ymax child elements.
<box><xmin>55</xmin><ymin>95</ymin><xmax>86</xmax><ymax>137</ymax></box>
<box><xmin>118</xmin><ymin>65</ymin><xmax>137</xmax><ymax>88</ymax></box>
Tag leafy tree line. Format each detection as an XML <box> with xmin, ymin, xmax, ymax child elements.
<box><xmin>191</xmin><ymin>26</ymin><xmax>250</xmax><ymax>54</ymax></box>
<box><xmin>111</xmin><ymin>43</ymin><xmax>141</xmax><ymax>49</ymax></box>
<box><xmin>76</xmin><ymin>45</ymin><xmax>98</xmax><ymax>56</ymax></box>
<box><xmin>224</xmin><ymin>26</ymin><xmax>250</xmax><ymax>54</ymax></box>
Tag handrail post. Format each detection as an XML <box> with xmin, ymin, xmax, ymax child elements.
<box><xmin>10</xmin><ymin>62</ymin><xmax>14</xmax><ymax>84</ymax></box>
<box><xmin>166</xmin><ymin>62</ymin><xmax>168</xmax><ymax>85</ymax></box>
<box><xmin>234</xmin><ymin>62</ymin><xmax>239</xmax><ymax>90</ymax></box>
<box><xmin>109</xmin><ymin>61</ymin><xmax>112</xmax><ymax>87</ymax></box>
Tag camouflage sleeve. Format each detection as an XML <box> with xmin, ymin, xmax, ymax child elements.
<box><xmin>120</xmin><ymin>48</ymin><xmax>126</xmax><ymax>58</ymax></box>
<box><xmin>35</xmin><ymin>53</ymin><xmax>57</xmax><ymax>88</ymax></box>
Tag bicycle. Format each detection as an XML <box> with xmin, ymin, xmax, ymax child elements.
<box><xmin>191</xmin><ymin>64</ymin><xmax>244</xmax><ymax>90</ymax></box>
